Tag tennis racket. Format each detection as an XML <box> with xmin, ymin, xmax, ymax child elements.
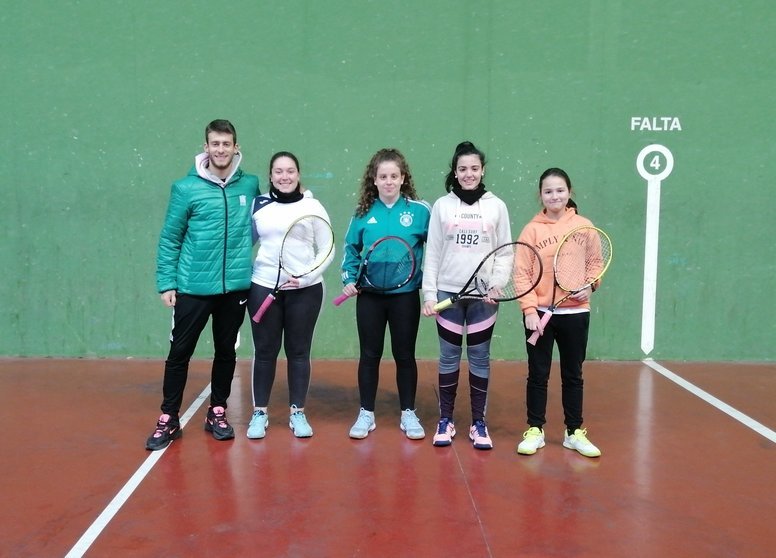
<box><xmin>527</xmin><ymin>225</ymin><xmax>613</xmax><ymax>345</ymax></box>
<box><xmin>332</xmin><ymin>235</ymin><xmax>416</xmax><ymax>305</ymax></box>
<box><xmin>252</xmin><ymin>214</ymin><xmax>334</xmax><ymax>323</ymax></box>
<box><xmin>433</xmin><ymin>241</ymin><xmax>543</xmax><ymax>312</ymax></box>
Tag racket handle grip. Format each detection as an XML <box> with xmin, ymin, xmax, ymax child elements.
<box><xmin>433</xmin><ymin>298</ymin><xmax>454</xmax><ymax>312</ymax></box>
<box><xmin>527</xmin><ymin>311</ymin><xmax>553</xmax><ymax>346</ymax></box>
<box><xmin>332</xmin><ymin>292</ymin><xmax>352</xmax><ymax>306</ymax></box>
<box><xmin>252</xmin><ymin>294</ymin><xmax>276</xmax><ymax>323</ymax></box>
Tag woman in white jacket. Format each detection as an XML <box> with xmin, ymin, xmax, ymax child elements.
<box><xmin>422</xmin><ymin>141</ymin><xmax>511</xmax><ymax>450</ymax></box>
<box><xmin>246</xmin><ymin>152</ymin><xmax>334</xmax><ymax>440</ymax></box>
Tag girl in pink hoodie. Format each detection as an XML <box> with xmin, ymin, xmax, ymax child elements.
<box><xmin>515</xmin><ymin>168</ymin><xmax>602</xmax><ymax>458</ymax></box>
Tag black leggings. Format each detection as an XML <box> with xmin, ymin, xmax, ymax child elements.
<box><xmin>248</xmin><ymin>282</ymin><xmax>323</xmax><ymax>408</ymax></box>
<box><xmin>524</xmin><ymin>311</ymin><xmax>589</xmax><ymax>431</ymax></box>
<box><xmin>161</xmin><ymin>291</ymin><xmax>248</xmax><ymax>415</ymax></box>
<box><xmin>355</xmin><ymin>290</ymin><xmax>421</xmax><ymax>411</ymax></box>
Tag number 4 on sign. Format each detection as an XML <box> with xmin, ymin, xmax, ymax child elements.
<box><xmin>636</xmin><ymin>144</ymin><xmax>674</xmax><ymax>355</ymax></box>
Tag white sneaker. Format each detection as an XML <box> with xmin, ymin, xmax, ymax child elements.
<box><xmin>400</xmin><ymin>409</ymin><xmax>425</xmax><ymax>440</ymax></box>
<box><xmin>563</xmin><ymin>428</ymin><xmax>601</xmax><ymax>457</ymax></box>
<box><xmin>247</xmin><ymin>410</ymin><xmax>268</xmax><ymax>439</ymax></box>
<box><xmin>517</xmin><ymin>426</ymin><xmax>545</xmax><ymax>455</ymax></box>
<box><xmin>432</xmin><ymin>418</ymin><xmax>456</xmax><ymax>446</ymax></box>
<box><xmin>349</xmin><ymin>408</ymin><xmax>376</xmax><ymax>439</ymax></box>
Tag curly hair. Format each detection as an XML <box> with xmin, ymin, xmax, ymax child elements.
<box><xmin>355</xmin><ymin>148</ymin><xmax>418</xmax><ymax>217</ymax></box>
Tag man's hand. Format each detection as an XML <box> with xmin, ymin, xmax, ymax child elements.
<box><xmin>161</xmin><ymin>290</ymin><xmax>177</xmax><ymax>307</ymax></box>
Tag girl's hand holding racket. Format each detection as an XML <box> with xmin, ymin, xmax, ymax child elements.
<box><xmin>422</xmin><ymin>300</ymin><xmax>438</xmax><ymax>316</ymax></box>
<box><xmin>280</xmin><ymin>277</ymin><xmax>301</xmax><ymax>289</ymax></box>
<box><xmin>526</xmin><ymin>226</ymin><xmax>612</xmax><ymax>345</ymax></box>
<box><xmin>433</xmin><ymin>241</ymin><xmax>543</xmax><ymax>312</ymax></box>
<box><xmin>524</xmin><ymin>312</ymin><xmax>544</xmax><ymax>333</ymax></box>
<box><xmin>252</xmin><ymin>214</ymin><xmax>334</xmax><ymax>323</ymax></box>
<box><xmin>333</xmin><ymin>236</ymin><xmax>415</xmax><ymax>306</ymax></box>
<box><xmin>339</xmin><ymin>282</ymin><xmax>359</xmax><ymax>299</ymax></box>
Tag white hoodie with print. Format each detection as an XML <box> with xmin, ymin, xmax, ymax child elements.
<box><xmin>422</xmin><ymin>191</ymin><xmax>511</xmax><ymax>304</ymax></box>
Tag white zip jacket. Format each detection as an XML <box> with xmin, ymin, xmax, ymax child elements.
<box><xmin>250</xmin><ymin>193</ymin><xmax>335</xmax><ymax>289</ymax></box>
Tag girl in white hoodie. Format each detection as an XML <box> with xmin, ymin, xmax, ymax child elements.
<box><xmin>422</xmin><ymin>141</ymin><xmax>511</xmax><ymax>450</ymax></box>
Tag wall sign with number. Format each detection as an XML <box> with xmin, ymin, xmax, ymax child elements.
<box><xmin>637</xmin><ymin>144</ymin><xmax>674</xmax><ymax>355</ymax></box>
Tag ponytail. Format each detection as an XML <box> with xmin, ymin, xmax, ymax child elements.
<box><xmin>445</xmin><ymin>141</ymin><xmax>487</xmax><ymax>192</ymax></box>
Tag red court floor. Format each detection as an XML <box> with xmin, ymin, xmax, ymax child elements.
<box><xmin>1</xmin><ymin>358</ymin><xmax>774</xmax><ymax>557</ymax></box>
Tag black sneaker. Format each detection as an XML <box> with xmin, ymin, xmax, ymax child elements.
<box><xmin>145</xmin><ymin>413</ymin><xmax>181</xmax><ymax>451</ymax></box>
<box><xmin>205</xmin><ymin>406</ymin><xmax>235</xmax><ymax>440</ymax></box>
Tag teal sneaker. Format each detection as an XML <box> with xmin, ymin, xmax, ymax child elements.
<box><xmin>289</xmin><ymin>405</ymin><xmax>313</xmax><ymax>438</ymax></box>
<box><xmin>400</xmin><ymin>409</ymin><xmax>425</xmax><ymax>440</ymax></box>
<box><xmin>247</xmin><ymin>410</ymin><xmax>268</xmax><ymax>439</ymax></box>
<box><xmin>349</xmin><ymin>408</ymin><xmax>376</xmax><ymax>439</ymax></box>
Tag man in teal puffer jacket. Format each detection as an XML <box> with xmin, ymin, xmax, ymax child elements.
<box><xmin>146</xmin><ymin>119</ymin><xmax>260</xmax><ymax>451</ymax></box>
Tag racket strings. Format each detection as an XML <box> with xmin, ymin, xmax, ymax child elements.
<box><xmin>363</xmin><ymin>240</ymin><xmax>415</xmax><ymax>290</ymax></box>
<box><xmin>513</xmin><ymin>243</ymin><xmax>543</xmax><ymax>298</ymax></box>
<box><xmin>474</xmin><ymin>244</ymin><xmax>518</xmax><ymax>297</ymax></box>
<box><xmin>555</xmin><ymin>229</ymin><xmax>612</xmax><ymax>292</ymax></box>
<box><xmin>281</xmin><ymin>217</ymin><xmax>333</xmax><ymax>277</ymax></box>
<box><xmin>469</xmin><ymin>243</ymin><xmax>542</xmax><ymax>300</ymax></box>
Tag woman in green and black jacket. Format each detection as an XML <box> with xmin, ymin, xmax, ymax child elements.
<box><xmin>339</xmin><ymin>148</ymin><xmax>431</xmax><ymax>441</ymax></box>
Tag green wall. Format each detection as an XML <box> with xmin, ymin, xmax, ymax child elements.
<box><xmin>2</xmin><ymin>1</ymin><xmax>774</xmax><ymax>361</ymax></box>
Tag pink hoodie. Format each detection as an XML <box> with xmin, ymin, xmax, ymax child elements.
<box><xmin>517</xmin><ymin>208</ymin><xmax>596</xmax><ymax>316</ymax></box>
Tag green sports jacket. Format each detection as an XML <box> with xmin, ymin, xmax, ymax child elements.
<box><xmin>340</xmin><ymin>196</ymin><xmax>431</xmax><ymax>293</ymax></box>
<box><xmin>156</xmin><ymin>161</ymin><xmax>260</xmax><ymax>295</ymax></box>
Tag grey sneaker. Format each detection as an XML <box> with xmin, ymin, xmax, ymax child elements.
<box><xmin>349</xmin><ymin>408</ymin><xmax>376</xmax><ymax>439</ymax></box>
<box><xmin>400</xmin><ymin>409</ymin><xmax>425</xmax><ymax>440</ymax></box>
<box><xmin>247</xmin><ymin>410</ymin><xmax>268</xmax><ymax>439</ymax></box>
<box><xmin>289</xmin><ymin>405</ymin><xmax>313</xmax><ymax>438</ymax></box>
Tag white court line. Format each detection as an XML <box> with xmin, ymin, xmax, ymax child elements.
<box><xmin>643</xmin><ymin>359</ymin><xmax>776</xmax><ymax>443</ymax></box>
<box><xmin>65</xmin><ymin>384</ymin><xmax>212</xmax><ymax>558</ymax></box>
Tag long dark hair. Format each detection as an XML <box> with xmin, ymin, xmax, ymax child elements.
<box><xmin>539</xmin><ymin>167</ymin><xmax>578</xmax><ymax>212</ymax></box>
<box><xmin>444</xmin><ymin>141</ymin><xmax>486</xmax><ymax>192</ymax></box>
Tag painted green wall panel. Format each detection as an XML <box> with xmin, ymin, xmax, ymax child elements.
<box><xmin>1</xmin><ymin>1</ymin><xmax>774</xmax><ymax>361</ymax></box>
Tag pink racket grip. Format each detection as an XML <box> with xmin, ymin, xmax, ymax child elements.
<box><xmin>332</xmin><ymin>292</ymin><xmax>353</xmax><ymax>306</ymax></box>
<box><xmin>527</xmin><ymin>311</ymin><xmax>554</xmax><ymax>346</ymax></box>
<box><xmin>252</xmin><ymin>294</ymin><xmax>276</xmax><ymax>323</ymax></box>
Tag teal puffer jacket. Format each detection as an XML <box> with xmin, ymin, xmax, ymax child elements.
<box><xmin>156</xmin><ymin>166</ymin><xmax>260</xmax><ymax>295</ymax></box>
